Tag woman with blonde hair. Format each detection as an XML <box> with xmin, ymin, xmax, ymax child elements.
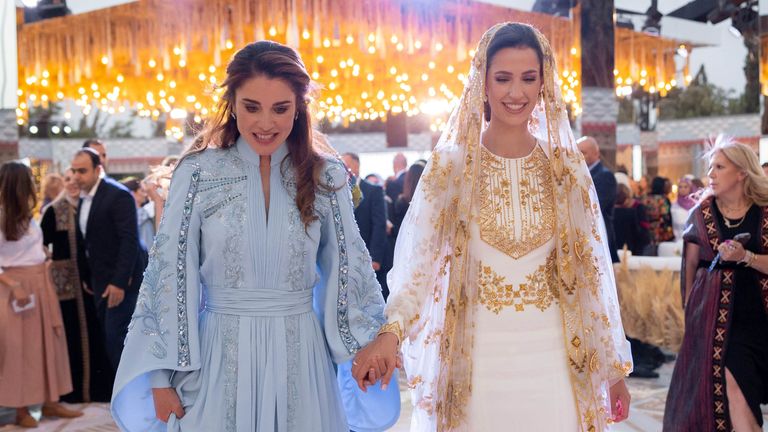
<box><xmin>664</xmin><ymin>135</ymin><xmax>768</xmax><ymax>431</ymax></box>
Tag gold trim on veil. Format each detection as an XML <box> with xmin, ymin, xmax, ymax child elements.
<box><xmin>385</xmin><ymin>23</ymin><xmax>633</xmax><ymax>431</ymax></box>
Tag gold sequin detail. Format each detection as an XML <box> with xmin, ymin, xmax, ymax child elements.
<box><xmin>478</xmin><ymin>144</ymin><xmax>555</xmax><ymax>259</ymax></box>
<box><xmin>477</xmin><ymin>248</ymin><xmax>559</xmax><ymax>313</ymax></box>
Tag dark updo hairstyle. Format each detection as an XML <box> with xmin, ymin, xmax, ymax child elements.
<box><xmin>484</xmin><ymin>23</ymin><xmax>545</xmax><ymax>122</ymax></box>
<box><xmin>0</xmin><ymin>162</ymin><xmax>37</xmax><ymax>241</ymax></box>
<box><xmin>191</xmin><ymin>40</ymin><xmax>321</xmax><ymax>228</ymax></box>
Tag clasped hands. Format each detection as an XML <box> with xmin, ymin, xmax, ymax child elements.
<box><xmin>351</xmin><ymin>332</ymin><xmax>401</xmax><ymax>392</ymax></box>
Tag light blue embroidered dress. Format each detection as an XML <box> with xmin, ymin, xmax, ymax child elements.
<box><xmin>111</xmin><ymin>138</ymin><xmax>399</xmax><ymax>431</ymax></box>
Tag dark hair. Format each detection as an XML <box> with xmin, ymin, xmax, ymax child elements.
<box><xmin>651</xmin><ymin>176</ymin><xmax>667</xmax><ymax>195</ymax></box>
<box><xmin>75</xmin><ymin>148</ymin><xmax>102</xmax><ymax>168</ymax></box>
<box><xmin>762</xmin><ymin>162</ymin><xmax>768</xmax><ymax>168</ymax></box>
<box><xmin>0</xmin><ymin>162</ymin><xmax>37</xmax><ymax>241</ymax></box>
<box><xmin>191</xmin><ymin>40</ymin><xmax>321</xmax><ymax>228</ymax></box>
<box><xmin>484</xmin><ymin>23</ymin><xmax>545</xmax><ymax>122</ymax></box>
<box><xmin>121</xmin><ymin>177</ymin><xmax>140</xmax><ymax>192</ymax></box>
<box><xmin>400</xmin><ymin>162</ymin><xmax>426</xmax><ymax>204</ymax></box>
<box><xmin>616</xmin><ymin>183</ymin><xmax>631</xmax><ymax>206</ymax></box>
<box><xmin>82</xmin><ymin>138</ymin><xmax>103</xmax><ymax>149</ymax></box>
<box><xmin>342</xmin><ymin>152</ymin><xmax>360</xmax><ymax>163</ymax></box>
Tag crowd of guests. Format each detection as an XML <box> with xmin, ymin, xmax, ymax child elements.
<box><xmin>1</xmin><ymin>130</ymin><xmax>764</xmax><ymax>429</ymax></box>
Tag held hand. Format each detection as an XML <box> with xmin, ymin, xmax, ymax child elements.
<box><xmin>102</xmin><ymin>284</ymin><xmax>125</xmax><ymax>308</ymax></box>
<box><xmin>372</xmin><ymin>261</ymin><xmax>381</xmax><ymax>271</ymax></box>
<box><xmin>717</xmin><ymin>240</ymin><xmax>746</xmax><ymax>262</ymax></box>
<box><xmin>609</xmin><ymin>379</ymin><xmax>631</xmax><ymax>423</ymax></box>
<box><xmin>152</xmin><ymin>387</ymin><xmax>185</xmax><ymax>423</ymax></box>
<box><xmin>11</xmin><ymin>283</ymin><xmax>31</xmax><ymax>307</ymax></box>
<box><xmin>351</xmin><ymin>333</ymin><xmax>400</xmax><ymax>392</ymax></box>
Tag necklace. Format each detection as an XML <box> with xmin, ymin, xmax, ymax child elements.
<box><xmin>723</xmin><ymin>213</ymin><xmax>747</xmax><ymax>228</ymax></box>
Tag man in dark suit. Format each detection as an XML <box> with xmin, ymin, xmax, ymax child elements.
<box><xmin>341</xmin><ymin>152</ymin><xmax>389</xmax><ymax>296</ymax></box>
<box><xmin>384</xmin><ymin>152</ymin><xmax>407</xmax><ymax>204</ymax></box>
<box><xmin>577</xmin><ymin>136</ymin><xmax>619</xmax><ymax>263</ymax></box>
<box><xmin>71</xmin><ymin>148</ymin><xmax>147</xmax><ymax>368</ymax></box>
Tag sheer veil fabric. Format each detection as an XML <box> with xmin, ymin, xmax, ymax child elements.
<box><xmin>385</xmin><ymin>23</ymin><xmax>633</xmax><ymax>431</ymax></box>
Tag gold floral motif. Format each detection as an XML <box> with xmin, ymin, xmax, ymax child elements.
<box><xmin>478</xmin><ymin>144</ymin><xmax>555</xmax><ymax>259</ymax></box>
<box><xmin>476</xmin><ymin>249</ymin><xmax>559</xmax><ymax>313</ymax></box>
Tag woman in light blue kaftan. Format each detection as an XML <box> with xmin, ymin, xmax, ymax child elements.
<box><xmin>111</xmin><ymin>136</ymin><xmax>400</xmax><ymax>431</ymax></box>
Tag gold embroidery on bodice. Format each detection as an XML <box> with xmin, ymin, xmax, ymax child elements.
<box><xmin>478</xmin><ymin>144</ymin><xmax>555</xmax><ymax>259</ymax></box>
<box><xmin>477</xmin><ymin>248</ymin><xmax>559</xmax><ymax>313</ymax></box>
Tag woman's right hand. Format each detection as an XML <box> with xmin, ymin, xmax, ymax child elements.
<box><xmin>11</xmin><ymin>284</ymin><xmax>30</xmax><ymax>307</ymax></box>
<box><xmin>152</xmin><ymin>387</ymin><xmax>184</xmax><ymax>423</ymax></box>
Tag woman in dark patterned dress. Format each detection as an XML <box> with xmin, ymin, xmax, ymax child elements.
<box><xmin>664</xmin><ymin>136</ymin><xmax>768</xmax><ymax>431</ymax></box>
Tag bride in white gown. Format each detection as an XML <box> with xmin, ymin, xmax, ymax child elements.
<box><xmin>357</xmin><ymin>22</ymin><xmax>634</xmax><ymax>431</ymax></box>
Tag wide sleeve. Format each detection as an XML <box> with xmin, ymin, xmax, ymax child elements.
<box><xmin>316</xmin><ymin>160</ymin><xmax>386</xmax><ymax>364</ymax></box>
<box><xmin>315</xmin><ymin>160</ymin><xmax>400</xmax><ymax>432</ymax></box>
<box><xmin>111</xmin><ymin>157</ymin><xmax>204</xmax><ymax>432</ymax></box>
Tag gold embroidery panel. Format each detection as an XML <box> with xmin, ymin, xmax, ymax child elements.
<box><xmin>477</xmin><ymin>248</ymin><xmax>559</xmax><ymax>313</ymax></box>
<box><xmin>478</xmin><ymin>145</ymin><xmax>555</xmax><ymax>259</ymax></box>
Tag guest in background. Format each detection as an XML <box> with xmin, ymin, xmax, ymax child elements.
<box><xmin>577</xmin><ymin>136</ymin><xmax>619</xmax><ymax>262</ymax></box>
<box><xmin>613</xmin><ymin>183</ymin><xmax>651</xmax><ymax>256</ymax></box>
<box><xmin>71</xmin><ymin>148</ymin><xmax>147</xmax><ymax>369</ymax></box>
<box><xmin>384</xmin><ymin>152</ymin><xmax>407</xmax><ymax>205</ymax></box>
<box><xmin>41</xmin><ymin>169</ymin><xmax>114</xmax><ymax>402</ymax></box>
<box><xmin>762</xmin><ymin>162</ymin><xmax>768</xmax><ymax>176</ymax></box>
<box><xmin>643</xmin><ymin>176</ymin><xmax>675</xmax><ymax>248</ymax></box>
<box><xmin>670</xmin><ymin>175</ymin><xmax>700</xmax><ymax>241</ymax></box>
<box><xmin>142</xmin><ymin>155</ymin><xmax>179</xmax><ymax>231</ymax></box>
<box><xmin>342</xmin><ymin>152</ymin><xmax>389</xmax><ymax>298</ymax></box>
<box><xmin>365</xmin><ymin>173</ymin><xmax>384</xmax><ymax>186</ymax></box>
<box><xmin>41</xmin><ymin>173</ymin><xmax>64</xmax><ymax>210</ymax></box>
<box><xmin>664</xmin><ymin>137</ymin><xmax>768</xmax><ymax>431</ymax></box>
<box><xmin>82</xmin><ymin>139</ymin><xmax>109</xmax><ymax>175</ymax></box>
<box><xmin>121</xmin><ymin>177</ymin><xmax>156</xmax><ymax>250</ymax></box>
<box><xmin>391</xmin><ymin>161</ymin><xmax>426</xmax><ymax>239</ymax></box>
<box><xmin>0</xmin><ymin>161</ymin><xmax>81</xmax><ymax>427</ymax></box>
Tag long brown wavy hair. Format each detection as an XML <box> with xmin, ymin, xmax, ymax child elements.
<box><xmin>0</xmin><ymin>162</ymin><xmax>37</xmax><ymax>241</ymax></box>
<box><xmin>189</xmin><ymin>40</ymin><xmax>325</xmax><ymax>228</ymax></box>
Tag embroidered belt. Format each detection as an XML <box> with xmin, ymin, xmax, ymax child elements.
<box><xmin>205</xmin><ymin>288</ymin><xmax>313</xmax><ymax>317</ymax></box>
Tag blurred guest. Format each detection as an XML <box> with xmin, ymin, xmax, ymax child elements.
<box><xmin>577</xmin><ymin>136</ymin><xmax>619</xmax><ymax>262</ymax></box>
<box><xmin>365</xmin><ymin>173</ymin><xmax>384</xmax><ymax>186</ymax></box>
<box><xmin>671</xmin><ymin>175</ymin><xmax>700</xmax><ymax>241</ymax></box>
<box><xmin>0</xmin><ymin>161</ymin><xmax>82</xmax><ymax>427</ymax></box>
<box><xmin>82</xmin><ymin>139</ymin><xmax>108</xmax><ymax>176</ymax></box>
<box><xmin>643</xmin><ymin>177</ymin><xmax>675</xmax><ymax>247</ymax></box>
<box><xmin>71</xmin><ymin>148</ymin><xmax>147</xmax><ymax>368</ymax></box>
<box><xmin>142</xmin><ymin>156</ymin><xmax>179</xmax><ymax>230</ymax></box>
<box><xmin>41</xmin><ymin>169</ymin><xmax>114</xmax><ymax>402</ymax></box>
<box><xmin>342</xmin><ymin>152</ymin><xmax>389</xmax><ymax>297</ymax></box>
<box><xmin>41</xmin><ymin>172</ymin><xmax>64</xmax><ymax>210</ymax></box>
<box><xmin>121</xmin><ymin>177</ymin><xmax>155</xmax><ymax>250</ymax></box>
<box><xmin>385</xmin><ymin>152</ymin><xmax>407</xmax><ymax>204</ymax></box>
<box><xmin>613</xmin><ymin>183</ymin><xmax>651</xmax><ymax>256</ymax></box>
<box><xmin>391</xmin><ymin>161</ymin><xmax>426</xmax><ymax>239</ymax></box>
<box><xmin>762</xmin><ymin>162</ymin><xmax>768</xmax><ymax>176</ymax></box>
<box><xmin>665</xmin><ymin>137</ymin><xmax>768</xmax><ymax>431</ymax></box>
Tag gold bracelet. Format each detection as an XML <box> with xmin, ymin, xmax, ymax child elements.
<box><xmin>377</xmin><ymin>321</ymin><xmax>404</xmax><ymax>346</ymax></box>
<box><xmin>746</xmin><ymin>251</ymin><xmax>757</xmax><ymax>267</ymax></box>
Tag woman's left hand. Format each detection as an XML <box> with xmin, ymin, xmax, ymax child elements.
<box><xmin>609</xmin><ymin>379</ymin><xmax>631</xmax><ymax>422</ymax></box>
<box><xmin>717</xmin><ymin>240</ymin><xmax>746</xmax><ymax>262</ymax></box>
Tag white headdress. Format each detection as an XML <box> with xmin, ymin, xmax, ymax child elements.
<box><xmin>385</xmin><ymin>22</ymin><xmax>632</xmax><ymax>431</ymax></box>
